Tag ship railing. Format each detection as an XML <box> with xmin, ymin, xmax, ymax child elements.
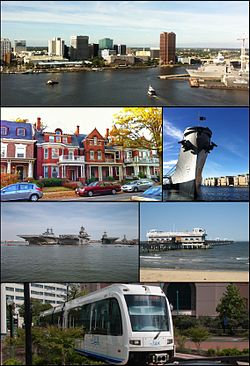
<box><xmin>164</xmin><ymin>165</ymin><xmax>177</xmax><ymax>179</ymax></box>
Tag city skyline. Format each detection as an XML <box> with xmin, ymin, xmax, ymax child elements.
<box><xmin>1</xmin><ymin>1</ymin><xmax>249</xmax><ymax>48</ymax></box>
<box><xmin>140</xmin><ymin>202</ymin><xmax>249</xmax><ymax>241</ymax></box>
<box><xmin>1</xmin><ymin>202</ymin><xmax>139</xmax><ymax>241</ymax></box>
<box><xmin>163</xmin><ymin>107</ymin><xmax>249</xmax><ymax>179</ymax></box>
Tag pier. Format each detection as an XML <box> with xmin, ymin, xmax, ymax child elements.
<box><xmin>158</xmin><ymin>74</ymin><xmax>189</xmax><ymax>79</ymax></box>
<box><xmin>140</xmin><ymin>240</ymin><xmax>211</xmax><ymax>253</ymax></box>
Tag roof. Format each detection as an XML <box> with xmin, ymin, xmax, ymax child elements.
<box><xmin>1</xmin><ymin>120</ymin><xmax>33</xmax><ymax>140</ymax></box>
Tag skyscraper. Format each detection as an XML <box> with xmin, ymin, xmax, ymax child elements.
<box><xmin>70</xmin><ymin>35</ymin><xmax>89</xmax><ymax>61</ymax></box>
<box><xmin>14</xmin><ymin>40</ymin><xmax>26</xmax><ymax>53</ymax></box>
<box><xmin>99</xmin><ymin>38</ymin><xmax>113</xmax><ymax>50</ymax></box>
<box><xmin>118</xmin><ymin>44</ymin><xmax>126</xmax><ymax>55</ymax></box>
<box><xmin>48</xmin><ymin>37</ymin><xmax>65</xmax><ymax>57</ymax></box>
<box><xmin>160</xmin><ymin>32</ymin><xmax>176</xmax><ymax>65</ymax></box>
<box><xmin>1</xmin><ymin>38</ymin><xmax>11</xmax><ymax>61</ymax></box>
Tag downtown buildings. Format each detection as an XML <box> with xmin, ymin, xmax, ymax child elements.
<box><xmin>1</xmin><ymin>118</ymin><xmax>160</xmax><ymax>181</ymax></box>
<box><xmin>160</xmin><ymin>31</ymin><xmax>176</xmax><ymax>65</ymax></box>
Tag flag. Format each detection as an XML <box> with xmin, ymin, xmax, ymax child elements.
<box><xmin>199</xmin><ymin>116</ymin><xmax>206</xmax><ymax>121</ymax></box>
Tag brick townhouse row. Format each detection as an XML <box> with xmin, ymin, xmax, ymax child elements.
<box><xmin>1</xmin><ymin>118</ymin><xmax>160</xmax><ymax>182</ymax></box>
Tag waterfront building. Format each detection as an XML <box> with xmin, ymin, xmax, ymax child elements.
<box><xmin>103</xmin><ymin>54</ymin><xmax>136</xmax><ymax>66</ymax></box>
<box><xmin>1</xmin><ymin>38</ymin><xmax>12</xmax><ymax>63</ymax></box>
<box><xmin>118</xmin><ymin>44</ymin><xmax>126</xmax><ymax>55</ymax></box>
<box><xmin>146</xmin><ymin>228</ymin><xmax>207</xmax><ymax>248</ymax></box>
<box><xmin>14</xmin><ymin>40</ymin><xmax>26</xmax><ymax>53</ymax></box>
<box><xmin>88</xmin><ymin>43</ymin><xmax>99</xmax><ymax>58</ymax></box>
<box><xmin>99</xmin><ymin>38</ymin><xmax>113</xmax><ymax>50</ymax></box>
<box><xmin>35</xmin><ymin>118</ymin><xmax>86</xmax><ymax>181</ymax></box>
<box><xmin>150</xmin><ymin>47</ymin><xmax>160</xmax><ymax>59</ymax></box>
<box><xmin>160</xmin><ymin>31</ymin><xmax>176</xmax><ymax>65</ymax></box>
<box><xmin>203</xmin><ymin>174</ymin><xmax>249</xmax><ymax>187</ymax></box>
<box><xmin>113</xmin><ymin>44</ymin><xmax>118</xmax><ymax>54</ymax></box>
<box><xmin>0</xmin><ymin>120</ymin><xmax>36</xmax><ymax>179</ymax></box>
<box><xmin>48</xmin><ymin>37</ymin><xmax>65</xmax><ymax>57</ymax></box>
<box><xmin>70</xmin><ymin>35</ymin><xmax>89</xmax><ymax>61</ymax></box>
<box><xmin>101</xmin><ymin>49</ymin><xmax>117</xmax><ymax>60</ymax></box>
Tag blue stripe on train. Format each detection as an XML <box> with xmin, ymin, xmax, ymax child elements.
<box><xmin>75</xmin><ymin>348</ymin><xmax>126</xmax><ymax>364</ymax></box>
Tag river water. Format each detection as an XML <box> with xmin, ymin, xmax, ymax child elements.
<box><xmin>163</xmin><ymin>186</ymin><xmax>249</xmax><ymax>201</ymax></box>
<box><xmin>140</xmin><ymin>241</ymin><xmax>249</xmax><ymax>271</ymax></box>
<box><xmin>1</xmin><ymin>243</ymin><xmax>139</xmax><ymax>282</ymax></box>
<box><xmin>1</xmin><ymin>67</ymin><xmax>248</xmax><ymax>106</ymax></box>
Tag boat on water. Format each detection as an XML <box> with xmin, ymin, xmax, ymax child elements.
<box><xmin>78</xmin><ymin>226</ymin><xmax>91</xmax><ymax>244</ymax></box>
<box><xmin>147</xmin><ymin>85</ymin><xmax>156</xmax><ymax>96</ymax></box>
<box><xmin>58</xmin><ymin>234</ymin><xmax>80</xmax><ymax>245</ymax></box>
<box><xmin>18</xmin><ymin>228</ymin><xmax>59</xmax><ymax>245</ymax></box>
<box><xmin>101</xmin><ymin>231</ymin><xmax>119</xmax><ymax>244</ymax></box>
<box><xmin>164</xmin><ymin>124</ymin><xmax>217</xmax><ymax>198</ymax></box>
<box><xmin>46</xmin><ymin>80</ymin><xmax>59</xmax><ymax>85</ymax></box>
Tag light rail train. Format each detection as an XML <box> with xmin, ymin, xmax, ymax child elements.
<box><xmin>39</xmin><ymin>284</ymin><xmax>175</xmax><ymax>365</ymax></box>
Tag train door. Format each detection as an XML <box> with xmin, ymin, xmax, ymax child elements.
<box><xmin>106</xmin><ymin>298</ymin><xmax>128</xmax><ymax>365</ymax></box>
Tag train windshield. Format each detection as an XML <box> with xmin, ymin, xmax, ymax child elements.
<box><xmin>124</xmin><ymin>295</ymin><xmax>169</xmax><ymax>332</ymax></box>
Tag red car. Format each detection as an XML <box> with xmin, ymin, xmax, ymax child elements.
<box><xmin>75</xmin><ymin>181</ymin><xmax>121</xmax><ymax>197</ymax></box>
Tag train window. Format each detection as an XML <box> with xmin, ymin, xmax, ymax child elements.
<box><xmin>91</xmin><ymin>300</ymin><xmax>109</xmax><ymax>335</ymax></box>
<box><xmin>125</xmin><ymin>295</ymin><xmax>169</xmax><ymax>332</ymax></box>
<box><xmin>109</xmin><ymin>298</ymin><xmax>123</xmax><ymax>336</ymax></box>
<box><xmin>82</xmin><ymin>304</ymin><xmax>91</xmax><ymax>332</ymax></box>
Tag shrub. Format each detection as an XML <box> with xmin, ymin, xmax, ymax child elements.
<box><xmin>207</xmin><ymin>348</ymin><xmax>216</xmax><ymax>356</ymax></box>
<box><xmin>39</xmin><ymin>178</ymin><xmax>64</xmax><ymax>187</ymax></box>
<box><xmin>1</xmin><ymin>173</ymin><xmax>19</xmax><ymax>188</ymax></box>
<box><xmin>62</xmin><ymin>181</ymin><xmax>79</xmax><ymax>189</ymax></box>
<box><xmin>174</xmin><ymin>315</ymin><xmax>199</xmax><ymax>332</ymax></box>
<box><xmin>217</xmin><ymin>348</ymin><xmax>242</xmax><ymax>356</ymax></box>
<box><xmin>106</xmin><ymin>176</ymin><xmax>115</xmax><ymax>181</ymax></box>
<box><xmin>3</xmin><ymin>359</ymin><xmax>23</xmax><ymax>365</ymax></box>
<box><xmin>86</xmin><ymin>177</ymin><xmax>98</xmax><ymax>184</ymax></box>
<box><xmin>138</xmin><ymin>172</ymin><xmax>147</xmax><ymax>179</ymax></box>
<box><xmin>188</xmin><ymin>327</ymin><xmax>210</xmax><ymax>350</ymax></box>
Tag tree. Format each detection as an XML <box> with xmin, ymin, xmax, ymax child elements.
<box><xmin>18</xmin><ymin>298</ymin><xmax>52</xmax><ymax>323</ymax></box>
<box><xmin>110</xmin><ymin>108</ymin><xmax>163</xmax><ymax>182</ymax></box>
<box><xmin>216</xmin><ymin>284</ymin><xmax>248</xmax><ymax>335</ymax></box>
<box><xmin>188</xmin><ymin>327</ymin><xmax>210</xmax><ymax>351</ymax></box>
<box><xmin>67</xmin><ymin>284</ymin><xmax>88</xmax><ymax>301</ymax></box>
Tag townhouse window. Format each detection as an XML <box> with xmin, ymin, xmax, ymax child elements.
<box><xmin>49</xmin><ymin>135</ymin><xmax>54</xmax><ymax>142</ymax></box>
<box><xmin>44</xmin><ymin>148</ymin><xmax>48</xmax><ymax>159</ymax></box>
<box><xmin>16</xmin><ymin>128</ymin><xmax>26</xmax><ymax>137</ymax></box>
<box><xmin>55</xmin><ymin>136</ymin><xmax>61</xmax><ymax>143</ymax></box>
<box><xmin>115</xmin><ymin>151</ymin><xmax>120</xmax><ymax>160</ymax></box>
<box><xmin>52</xmin><ymin>166</ymin><xmax>59</xmax><ymax>178</ymax></box>
<box><xmin>97</xmin><ymin>150</ymin><xmax>102</xmax><ymax>160</ymax></box>
<box><xmin>127</xmin><ymin>151</ymin><xmax>132</xmax><ymax>158</ymax></box>
<box><xmin>1</xmin><ymin>126</ymin><xmax>8</xmax><ymax>136</ymax></box>
<box><xmin>44</xmin><ymin>166</ymin><xmax>49</xmax><ymax>178</ymax></box>
<box><xmin>90</xmin><ymin>150</ymin><xmax>94</xmax><ymax>160</ymax></box>
<box><xmin>52</xmin><ymin>148</ymin><xmax>59</xmax><ymax>158</ymax></box>
<box><xmin>15</xmin><ymin>144</ymin><xmax>26</xmax><ymax>158</ymax></box>
<box><xmin>62</xmin><ymin>137</ymin><xmax>68</xmax><ymax>144</ymax></box>
<box><xmin>1</xmin><ymin>144</ymin><xmax>7</xmax><ymax>158</ymax></box>
<box><xmin>93</xmin><ymin>137</ymin><xmax>98</xmax><ymax>145</ymax></box>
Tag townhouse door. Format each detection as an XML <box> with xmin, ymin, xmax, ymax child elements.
<box><xmin>16</xmin><ymin>166</ymin><xmax>24</xmax><ymax>180</ymax></box>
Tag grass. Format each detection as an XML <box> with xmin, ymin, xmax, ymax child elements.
<box><xmin>42</xmin><ymin>186</ymin><xmax>73</xmax><ymax>192</ymax></box>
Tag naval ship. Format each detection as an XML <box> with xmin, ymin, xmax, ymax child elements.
<box><xmin>101</xmin><ymin>231</ymin><xmax>119</xmax><ymax>244</ymax></box>
<box><xmin>18</xmin><ymin>228</ymin><xmax>59</xmax><ymax>245</ymax></box>
<box><xmin>59</xmin><ymin>226</ymin><xmax>90</xmax><ymax>245</ymax></box>
<box><xmin>164</xmin><ymin>123</ymin><xmax>217</xmax><ymax>198</ymax></box>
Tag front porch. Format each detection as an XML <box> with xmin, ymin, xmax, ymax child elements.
<box><xmin>86</xmin><ymin>164</ymin><xmax>123</xmax><ymax>181</ymax></box>
<box><xmin>124</xmin><ymin>165</ymin><xmax>159</xmax><ymax>179</ymax></box>
<box><xmin>1</xmin><ymin>159</ymin><xmax>35</xmax><ymax>179</ymax></box>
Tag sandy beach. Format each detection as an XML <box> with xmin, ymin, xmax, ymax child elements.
<box><xmin>140</xmin><ymin>268</ymin><xmax>249</xmax><ymax>282</ymax></box>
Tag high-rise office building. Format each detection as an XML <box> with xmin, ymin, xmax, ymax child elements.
<box><xmin>99</xmin><ymin>38</ymin><xmax>113</xmax><ymax>50</ymax></box>
<box><xmin>70</xmin><ymin>35</ymin><xmax>89</xmax><ymax>61</ymax></box>
<box><xmin>118</xmin><ymin>44</ymin><xmax>126</xmax><ymax>55</ymax></box>
<box><xmin>160</xmin><ymin>32</ymin><xmax>176</xmax><ymax>65</ymax></box>
<box><xmin>1</xmin><ymin>38</ymin><xmax>12</xmax><ymax>61</ymax></box>
<box><xmin>88</xmin><ymin>43</ymin><xmax>99</xmax><ymax>58</ymax></box>
<box><xmin>14</xmin><ymin>40</ymin><xmax>26</xmax><ymax>53</ymax></box>
<box><xmin>48</xmin><ymin>37</ymin><xmax>65</xmax><ymax>57</ymax></box>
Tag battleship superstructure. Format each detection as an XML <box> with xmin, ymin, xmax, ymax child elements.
<box><xmin>18</xmin><ymin>228</ymin><xmax>59</xmax><ymax>245</ymax></box>
<box><xmin>78</xmin><ymin>226</ymin><xmax>91</xmax><ymax>244</ymax></box>
<box><xmin>164</xmin><ymin>124</ymin><xmax>216</xmax><ymax>197</ymax></box>
<box><xmin>101</xmin><ymin>231</ymin><xmax>119</xmax><ymax>244</ymax></box>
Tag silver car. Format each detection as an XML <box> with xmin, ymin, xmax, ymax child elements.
<box><xmin>121</xmin><ymin>179</ymin><xmax>154</xmax><ymax>192</ymax></box>
<box><xmin>1</xmin><ymin>183</ymin><xmax>43</xmax><ymax>201</ymax></box>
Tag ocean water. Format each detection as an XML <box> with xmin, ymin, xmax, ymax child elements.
<box><xmin>1</xmin><ymin>243</ymin><xmax>139</xmax><ymax>282</ymax></box>
<box><xmin>140</xmin><ymin>241</ymin><xmax>249</xmax><ymax>271</ymax></box>
<box><xmin>163</xmin><ymin>186</ymin><xmax>249</xmax><ymax>201</ymax></box>
<box><xmin>1</xmin><ymin>67</ymin><xmax>248</xmax><ymax>106</ymax></box>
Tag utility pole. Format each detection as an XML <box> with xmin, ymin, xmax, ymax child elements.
<box><xmin>24</xmin><ymin>283</ymin><xmax>32</xmax><ymax>365</ymax></box>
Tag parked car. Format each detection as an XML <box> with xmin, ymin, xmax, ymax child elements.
<box><xmin>75</xmin><ymin>181</ymin><xmax>121</xmax><ymax>197</ymax></box>
<box><xmin>1</xmin><ymin>183</ymin><xmax>43</xmax><ymax>201</ymax></box>
<box><xmin>121</xmin><ymin>179</ymin><xmax>155</xmax><ymax>192</ymax></box>
<box><xmin>130</xmin><ymin>185</ymin><xmax>162</xmax><ymax>201</ymax></box>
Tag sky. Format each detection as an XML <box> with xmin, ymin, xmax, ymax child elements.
<box><xmin>1</xmin><ymin>202</ymin><xmax>138</xmax><ymax>241</ymax></box>
<box><xmin>140</xmin><ymin>202</ymin><xmax>249</xmax><ymax>241</ymax></box>
<box><xmin>1</xmin><ymin>107</ymin><xmax>123</xmax><ymax>136</ymax></box>
<box><xmin>163</xmin><ymin>107</ymin><xmax>249</xmax><ymax>178</ymax></box>
<box><xmin>1</xmin><ymin>1</ymin><xmax>249</xmax><ymax>48</ymax></box>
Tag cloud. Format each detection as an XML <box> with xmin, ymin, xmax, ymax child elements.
<box><xmin>164</xmin><ymin>121</ymin><xmax>183</xmax><ymax>140</ymax></box>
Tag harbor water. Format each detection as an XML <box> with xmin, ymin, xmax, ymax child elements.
<box><xmin>1</xmin><ymin>67</ymin><xmax>249</xmax><ymax>106</ymax></box>
<box><xmin>163</xmin><ymin>186</ymin><xmax>249</xmax><ymax>201</ymax></box>
<box><xmin>1</xmin><ymin>243</ymin><xmax>138</xmax><ymax>282</ymax></box>
<box><xmin>140</xmin><ymin>241</ymin><xmax>249</xmax><ymax>271</ymax></box>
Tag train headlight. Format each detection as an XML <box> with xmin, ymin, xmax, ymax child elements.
<box><xmin>129</xmin><ymin>339</ymin><xmax>141</xmax><ymax>346</ymax></box>
<box><xmin>167</xmin><ymin>339</ymin><xmax>173</xmax><ymax>344</ymax></box>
